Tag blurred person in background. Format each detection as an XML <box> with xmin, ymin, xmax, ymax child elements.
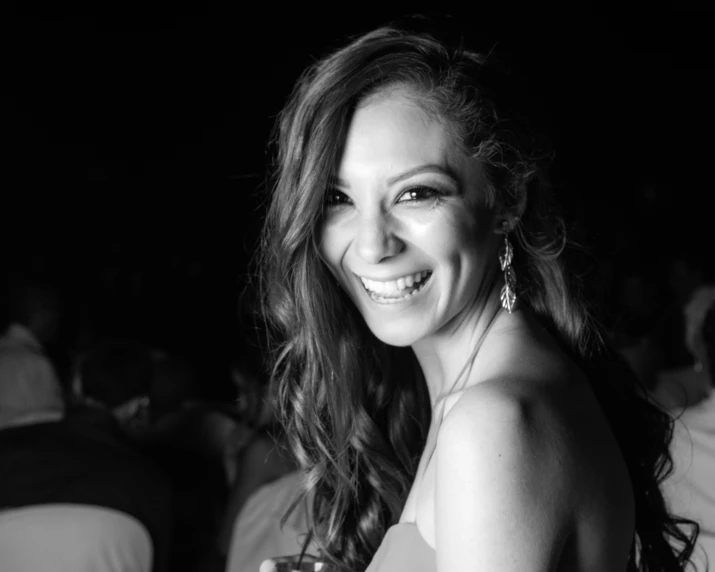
<box><xmin>1</xmin><ymin>276</ymin><xmax>63</xmax><ymax>354</ymax></box>
<box><xmin>609</xmin><ymin>265</ymin><xmax>663</xmax><ymax>389</ymax></box>
<box><xmin>651</xmin><ymin>252</ymin><xmax>712</xmax><ymax>410</ymax></box>
<box><xmin>662</xmin><ymin>286</ymin><xmax>715</xmax><ymax>571</ymax></box>
<box><xmin>76</xmin><ymin>339</ymin><xmax>239</xmax><ymax>572</ymax></box>
<box><xmin>0</xmin><ymin>340</ymin><xmax>173</xmax><ymax>572</ymax></box>
<box><xmin>215</xmin><ymin>353</ymin><xmax>298</xmax><ymax>568</ymax></box>
<box><xmin>1</xmin><ymin>276</ymin><xmax>66</xmax><ymax>402</ymax></box>
<box><xmin>72</xmin><ymin>338</ymin><xmax>155</xmax><ymax>435</ymax></box>
<box><xmin>650</xmin><ymin>252</ymin><xmax>709</xmax><ymax>403</ymax></box>
<box><xmin>0</xmin><ymin>346</ymin><xmax>64</xmax><ymax>431</ymax></box>
<box><xmin>225</xmin><ymin>471</ymin><xmax>318</xmax><ymax>572</ymax></box>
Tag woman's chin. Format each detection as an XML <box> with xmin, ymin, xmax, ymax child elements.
<box><xmin>365</xmin><ymin>322</ymin><xmax>422</xmax><ymax>348</ymax></box>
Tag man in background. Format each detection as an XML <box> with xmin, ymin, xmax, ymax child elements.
<box><xmin>0</xmin><ymin>276</ymin><xmax>65</xmax><ymax>394</ymax></box>
<box><xmin>0</xmin><ymin>277</ymin><xmax>65</xmax><ymax>428</ymax></box>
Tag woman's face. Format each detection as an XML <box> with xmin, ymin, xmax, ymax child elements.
<box><xmin>319</xmin><ymin>88</ymin><xmax>500</xmax><ymax>347</ymax></box>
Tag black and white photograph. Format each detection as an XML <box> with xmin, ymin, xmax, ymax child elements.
<box><xmin>2</xmin><ymin>5</ymin><xmax>713</xmax><ymax>572</ymax></box>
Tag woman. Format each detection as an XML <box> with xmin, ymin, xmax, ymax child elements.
<box><xmin>257</xmin><ymin>23</ymin><xmax>698</xmax><ymax>571</ymax></box>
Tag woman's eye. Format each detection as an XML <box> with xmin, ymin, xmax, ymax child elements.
<box><xmin>324</xmin><ymin>189</ymin><xmax>352</xmax><ymax>207</ymax></box>
<box><xmin>396</xmin><ymin>186</ymin><xmax>441</xmax><ymax>203</ymax></box>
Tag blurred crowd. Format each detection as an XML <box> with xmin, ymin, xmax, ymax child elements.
<box><xmin>0</xmin><ymin>273</ymin><xmax>299</xmax><ymax>572</ymax></box>
<box><xmin>0</xmin><ymin>245</ymin><xmax>713</xmax><ymax>571</ymax></box>
<box><xmin>604</xmin><ymin>251</ymin><xmax>713</xmax><ymax>408</ymax></box>
<box><xmin>604</xmin><ymin>250</ymin><xmax>715</xmax><ymax>570</ymax></box>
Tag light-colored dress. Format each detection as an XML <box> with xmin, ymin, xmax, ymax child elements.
<box><xmin>365</xmin><ymin>523</ymin><xmax>436</xmax><ymax>572</ymax></box>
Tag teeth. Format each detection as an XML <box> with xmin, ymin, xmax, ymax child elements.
<box><xmin>369</xmin><ymin>280</ymin><xmax>384</xmax><ymax>294</ymax></box>
<box><xmin>359</xmin><ymin>271</ymin><xmax>430</xmax><ymax>296</ymax></box>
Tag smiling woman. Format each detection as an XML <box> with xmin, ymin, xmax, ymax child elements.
<box><xmin>256</xmin><ymin>21</ymin><xmax>698</xmax><ymax>572</ymax></box>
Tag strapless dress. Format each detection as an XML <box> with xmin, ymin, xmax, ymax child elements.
<box><xmin>365</xmin><ymin>523</ymin><xmax>436</xmax><ymax>572</ymax></box>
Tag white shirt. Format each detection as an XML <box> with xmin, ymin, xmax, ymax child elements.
<box><xmin>0</xmin><ymin>323</ymin><xmax>44</xmax><ymax>353</ymax></box>
<box><xmin>0</xmin><ymin>504</ymin><xmax>153</xmax><ymax>572</ymax></box>
<box><xmin>0</xmin><ymin>323</ymin><xmax>64</xmax><ymax>429</ymax></box>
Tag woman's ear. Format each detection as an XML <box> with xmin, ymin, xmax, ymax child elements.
<box><xmin>493</xmin><ymin>217</ymin><xmax>508</xmax><ymax>235</ymax></box>
<box><xmin>493</xmin><ymin>215</ymin><xmax>520</xmax><ymax>235</ymax></box>
<box><xmin>493</xmin><ymin>181</ymin><xmax>526</xmax><ymax>235</ymax></box>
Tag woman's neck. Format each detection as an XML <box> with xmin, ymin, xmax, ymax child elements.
<box><xmin>411</xmin><ymin>291</ymin><xmax>519</xmax><ymax>408</ymax></box>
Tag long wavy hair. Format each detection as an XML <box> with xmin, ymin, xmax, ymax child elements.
<box><xmin>257</xmin><ymin>24</ymin><xmax>699</xmax><ymax>572</ymax></box>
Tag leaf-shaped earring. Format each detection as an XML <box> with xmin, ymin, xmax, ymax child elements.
<box><xmin>499</xmin><ymin>225</ymin><xmax>517</xmax><ymax>313</ymax></box>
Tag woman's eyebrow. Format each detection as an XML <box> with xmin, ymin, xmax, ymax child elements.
<box><xmin>386</xmin><ymin>164</ymin><xmax>460</xmax><ymax>186</ymax></box>
<box><xmin>335</xmin><ymin>163</ymin><xmax>460</xmax><ymax>189</ymax></box>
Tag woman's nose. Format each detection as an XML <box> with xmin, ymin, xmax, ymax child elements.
<box><xmin>354</xmin><ymin>211</ymin><xmax>404</xmax><ymax>264</ymax></box>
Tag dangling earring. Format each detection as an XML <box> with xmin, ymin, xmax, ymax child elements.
<box><xmin>499</xmin><ymin>223</ymin><xmax>517</xmax><ymax>313</ymax></box>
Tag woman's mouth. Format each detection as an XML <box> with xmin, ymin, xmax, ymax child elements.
<box><xmin>359</xmin><ymin>270</ymin><xmax>433</xmax><ymax>304</ymax></box>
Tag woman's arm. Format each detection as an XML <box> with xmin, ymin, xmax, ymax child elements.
<box><xmin>435</xmin><ymin>386</ymin><xmax>573</xmax><ymax>572</ymax></box>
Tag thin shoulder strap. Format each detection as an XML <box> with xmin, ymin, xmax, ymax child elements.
<box><xmin>418</xmin><ymin>304</ymin><xmax>502</xmax><ymax>478</ymax></box>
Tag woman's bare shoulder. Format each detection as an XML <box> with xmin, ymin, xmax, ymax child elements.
<box><xmin>438</xmin><ymin>361</ymin><xmax>597</xmax><ymax>484</ymax></box>
<box><xmin>440</xmin><ymin>374</ymin><xmax>575</xmax><ymax>450</ymax></box>
<box><xmin>433</xmin><ymin>375</ymin><xmax>579</xmax><ymax>570</ymax></box>
<box><xmin>437</xmin><ymin>311</ymin><xmax>611</xmax><ymax>488</ymax></box>
<box><xmin>438</xmin><ymin>349</ymin><xmax>631</xmax><ymax>512</ymax></box>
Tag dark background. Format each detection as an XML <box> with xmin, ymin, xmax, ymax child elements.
<box><xmin>4</xmin><ymin>5</ymin><xmax>713</xmax><ymax>396</ymax></box>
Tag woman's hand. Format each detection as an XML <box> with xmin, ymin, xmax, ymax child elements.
<box><xmin>258</xmin><ymin>554</ymin><xmax>331</xmax><ymax>571</ymax></box>
<box><xmin>259</xmin><ymin>558</ymin><xmax>279</xmax><ymax>572</ymax></box>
